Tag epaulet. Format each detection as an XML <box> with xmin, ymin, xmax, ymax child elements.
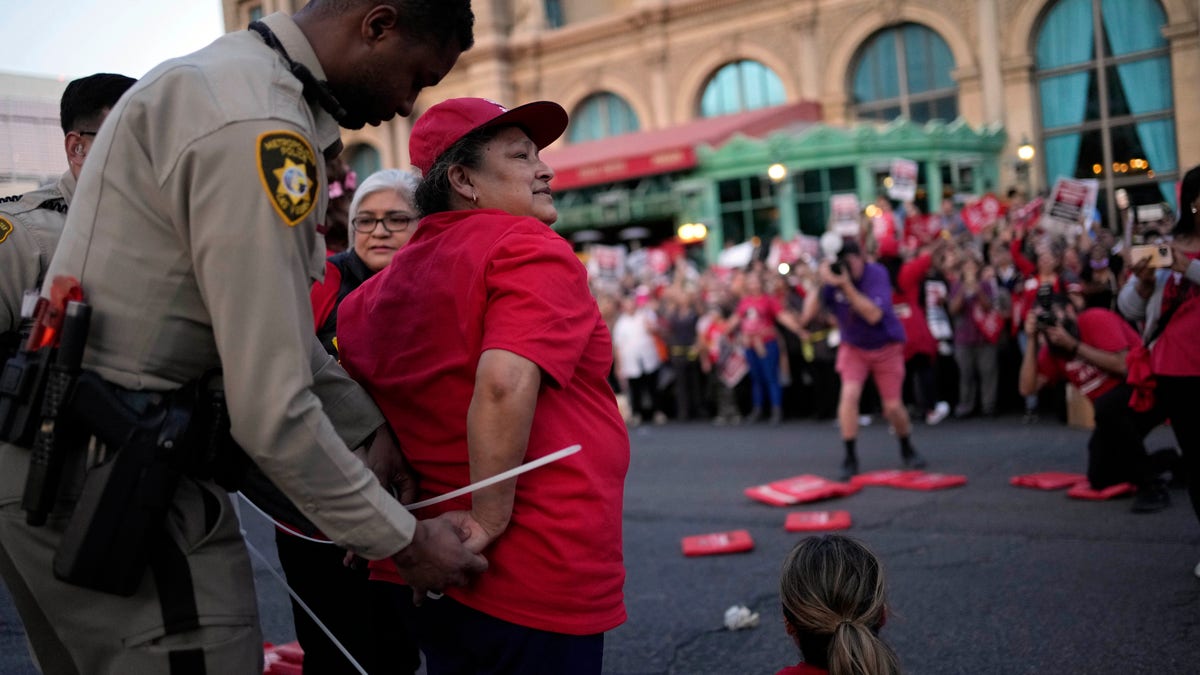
<box><xmin>37</xmin><ymin>198</ymin><xmax>68</xmax><ymax>214</ymax></box>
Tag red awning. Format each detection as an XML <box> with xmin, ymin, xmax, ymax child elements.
<box><xmin>542</xmin><ymin>101</ymin><xmax>822</xmax><ymax>191</ymax></box>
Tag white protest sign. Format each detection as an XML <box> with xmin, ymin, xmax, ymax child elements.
<box><xmin>887</xmin><ymin>158</ymin><xmax>918</xmax><ymax>202</ymax></box>
<box><xmin>829</xmin><ymin>193</ymin><xmax>861</xmax><ymax>238</ymax></box>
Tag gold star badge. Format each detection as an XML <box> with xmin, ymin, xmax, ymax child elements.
<box><xmin>257</xmin><ymin>131</ymin><xmax>319</xmax><ymax>226</ymax></box>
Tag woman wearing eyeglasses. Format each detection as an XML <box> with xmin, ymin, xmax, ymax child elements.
<box><xmin>282</xmin><ymin>168</ymin><xmax>424</xmax><ymax>675</ymax></box>
<box><xmin>312</xmin><ymin>168</ymin><xmax>420</xmax><ymax>355</ymax></box>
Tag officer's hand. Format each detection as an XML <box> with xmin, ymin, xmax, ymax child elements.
<box><xmin>392</xmin><ymin>512</ymin><xmax>488</xmax><ymax>604</ymax></box>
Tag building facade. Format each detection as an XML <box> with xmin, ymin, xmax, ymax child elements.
<box><xmin>0</xmin><ymin>73</ymin><xmax>70</xmax><ymax>195</ymax></box>
<box><xmin>221</xmin><ymin>0</ymin><xmax>1198</xmax><ymax>259</ymax></box>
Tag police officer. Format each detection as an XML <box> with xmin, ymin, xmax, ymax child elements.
<box><xmin>0</xmin><ymin>2</ymin><xmax>481</xmax><ymax>673</ymax></box>
<box><xmin>0</xmin><ymin>73</ymin><xmax>136</xmax><ymax>348</ymax></box>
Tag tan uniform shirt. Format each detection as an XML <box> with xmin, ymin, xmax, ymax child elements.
<box><xmin>44</xmin><ymin>12</ymin><xmax>414</xmax><ymax>560</ymax></box>
<box><xmin>0</xmin><ymin>171</ymin><xmax>74</xmax><ymax>335</ymax></box>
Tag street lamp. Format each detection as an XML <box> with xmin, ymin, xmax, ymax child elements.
<box><xmin>767</xmin><ymin>163</ymin><xmax>788</xmax><ymax>183</ymax></box>
<box><xmin>1014</xmin><ymin>136</ymin><xmax>1036</xmax><ymax>197</ymax></box>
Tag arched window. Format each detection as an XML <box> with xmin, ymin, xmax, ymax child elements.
<box><xmin>698</xmin><ymin>60</ymin><xmax>785</xmax><ymax>118</ymax></box>
<box><xmin>851</xmin><ymin>23</ymin><xmax>957</xmax><ymax>123</ymax></box>
<box><xmin>567</xmin><ymin>93</ymin><xmax>640</xmax><ymax>144</ymax></box>
<box><xmin>345</xmin><ymin>143</ymin><xmax>381</xmax><ymax>182</ymax></box>
<box><xmin>1035</xmin><ymin>0</ymin><xmax>1176</xmax><ymax>210</ymax></box>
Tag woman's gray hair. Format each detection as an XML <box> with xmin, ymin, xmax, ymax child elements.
<box><xmin>348</xmin><ymin>168</ymin><xmax>421</xmax><ymax>221</ymax></box>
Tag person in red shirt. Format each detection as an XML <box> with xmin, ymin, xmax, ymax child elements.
<box><xmin>726</xmin><ymin>270</ymin><xmax>802</xmax><ymax>424</ymax></box>
<box><xmin>337</xmin><ymin>97</ymin><xmax>629</xmax><ymax>674</ymax></box>
<box><xmin>1119</xmin><ymin>164</ymin><xmax>1200</xmax><ymax>574</ymax></box>
<box><xmin>1019</xmin><ymin>299</ymin><xmax>1177</xmax><ymax>512</ymax></box>
<box><xmin>893</xmin><ymin>244</ymin><xmax>949</xmax><ymax>424</ymax></box>
<box><xmin>777</xmin><ymin>535</ymin><xmax>900</xmax><ymax>675</ymax></box>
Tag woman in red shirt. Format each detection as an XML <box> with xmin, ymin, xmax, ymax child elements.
<box><xmin>727</xmin><ymin>269</ymin><xmax>801</xmax><ymax>424</ymax></box>
<box><xmin>338</xmin><ymin>98</ymin><xmax>629</xmax><ymax>673</ymax></box>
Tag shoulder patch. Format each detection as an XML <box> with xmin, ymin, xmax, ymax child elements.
<box><xmin>256</xmin><ymin>130</ymin><xmax>320</xmax><ymax>226</ymax></box>
<box><xmin>0</xmin><ymin>216</ymin><xmax>12</xmax><ymax>245</ymax></box>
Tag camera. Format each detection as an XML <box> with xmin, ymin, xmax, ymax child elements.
<box><xmin>829</xmin><ymin>261</ymin><xmax>844</xmax><ymax>275</ymax></box>
<box><xmin>1034</xmin><ymin>284</ymin><xmax>1057</xmax><ymax>329</ymax></box>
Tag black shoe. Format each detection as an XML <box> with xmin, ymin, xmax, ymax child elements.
<box><xmin>745</xmin><ymin>407</ymin><xmax>762</xmax><ymax>424</ymax></box>
<box><xmin>902</xmin><ymin>450</ymin><xmax>927</xmax><ymax>470</ymax></box>
<box><xmin>839</xmin><ymin>459</ymin><xmax>859</xmax><ymax>482</ymax></box>
<box><xmin>1131</xmin><ymin>482</ymin><xmax>1171</xmax><ymax>514</ymax></box>
<box><xmin>768</xmin><ymin>406</ymin><xmax>782</xmax><ymax>426</ymax></box>
<box><xmin>1149</xmin><ymin>448</ymin><xmax>1186</xmax><ymax>488</ymax></box>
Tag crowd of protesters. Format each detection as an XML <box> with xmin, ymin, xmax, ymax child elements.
<box><xmin>584</xmin><ymin>184</ymin><xmax>1186</xmax><ymax>437</ymax></box>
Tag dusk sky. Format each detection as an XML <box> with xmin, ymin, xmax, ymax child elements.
<box><xmin>2</xmin><ymin>0</ymin><xmax>225</xmax><ymax>81</ymax></box>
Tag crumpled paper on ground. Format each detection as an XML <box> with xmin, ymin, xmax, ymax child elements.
<box><xmin>723</xmin><ymin>604</ymin><xmax>760</xmax><ymax>631</ymax></box>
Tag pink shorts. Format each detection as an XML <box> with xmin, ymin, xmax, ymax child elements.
<box><xmin>836</xmin><ymin>342</ymin><xmax>906</xmax><ymax>401</ymax></box>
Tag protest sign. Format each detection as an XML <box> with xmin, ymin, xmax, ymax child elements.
<box><xmin>887</xmin><ymin>158</ymin><xmax>918</xmax><ymax>202</ymax></box>
<box><xmin>829</xmin><ymin>193</ymin><xmax>861</xmax><ymax>238</ymax></box>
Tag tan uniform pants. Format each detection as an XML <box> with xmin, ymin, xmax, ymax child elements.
<box><xmin>0</xmin><ymin>442</ymin><xmax>262</xmax><ymax>674</ymax></box>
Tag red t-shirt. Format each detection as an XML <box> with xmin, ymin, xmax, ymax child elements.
<box><xmin>337</xmin><ymin>209</ymin><xmax>629</xmax><ymax>635</ymax></box>
<box><xmin>1036</xmin><ymin>308</ymin><xmax>1140</xmax><ymax>401</ymax></box>
<box><xmin>895</xmin><ymin>253</ymin><xmax>937</xmax><ymax>359</ymax></box>
<box><xmin>1152</xmin><ymin>253</ymin><xmax>1200</xmax><ymax>376</ymax></box>
<box><xmin>736</xmin><ymin>294</ymin><xmax>783</xmax><ymax>342</ymax></box>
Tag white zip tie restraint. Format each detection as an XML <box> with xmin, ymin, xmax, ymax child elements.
<box><xmin>235</xmin><ymin>443</ymin><xmax>582</xmax><ymax>668</ymax></box>
<box><xmin>241</xmin><ymin>443</ymin><xmax>583</xmax><ymax>543</ymax></box>
<box><xmin>234</xmin><ymin>497</ymin><xmax>370</xmax><ymax>675</ymax></box>
<box><xmin>404</xmin><ymin>444</ymin><xmax>581</xmax><ymax>511</ymax></box>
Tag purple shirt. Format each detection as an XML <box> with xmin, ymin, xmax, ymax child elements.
<box><xmin>822</xmin><ymin>262</ymin><xmax>906</xmax><ymax>350</ymax></box>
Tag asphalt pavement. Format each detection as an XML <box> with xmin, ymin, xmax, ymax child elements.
<box><xmin>2</xmin><ymin>416</ymin><xmax>1198</xmax><ymax>674</ymax></box>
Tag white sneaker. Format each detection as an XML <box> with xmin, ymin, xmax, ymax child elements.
<box><xmin>858</xmin><ymin>415</ymin><xmax>872</xmax><ymax>427</ymax></box>
<box><xmin>926</xmin><ymin>401</ymin><xmax>950</xmax><ymax>426</ymax></box>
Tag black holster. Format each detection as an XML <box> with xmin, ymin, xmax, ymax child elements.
<box><xmin>52</xmin><ymin>370</ymin><xmax>320</xmax><ymax>595</ymax></box>
<box><xmin>52</xmin><ymin>372</ymin><xmax>207</xmax><ymax>595</ymax></box>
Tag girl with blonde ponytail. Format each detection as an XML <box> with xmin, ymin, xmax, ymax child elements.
<box><xmin>777</xmin><ymin>535</ymin><xmax>901</xmax><ymax>675</ymax></box>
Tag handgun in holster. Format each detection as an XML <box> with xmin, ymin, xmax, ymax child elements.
<box><xmin>52</xmin><ymin>372</ymin><xmax>201</xmax><ymax>596</ymax></box>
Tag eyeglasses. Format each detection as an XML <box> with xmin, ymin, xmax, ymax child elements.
<box><xmin>351</xmin><ymin>213</ymin><xmax>416</xmax><ymax>234</ymax></box>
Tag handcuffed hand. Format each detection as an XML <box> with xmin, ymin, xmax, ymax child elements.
<box><xmin>391</xmin><ymin>511</ymin><xmax>488</xmax><ymax>605</ymax></box>
<box><xmin>354</xmin><ymin>426</ymin><xmax>418</xmax><ymax>504</ymax></box>
<box><xmin>452</xmin><ymin>508</ymin><xmax>511</xmax><ymax>557</ymax></box>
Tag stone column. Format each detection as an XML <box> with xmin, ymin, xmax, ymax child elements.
<box><xmin>977</xmin><ymin>0</ymin><xmax>1005</xmax><ymax>126</ymax></box>
<box><xmin>1164</xmin><ymin>20</ymin><xmax>1200</xmax><ymax>172</ymax></box>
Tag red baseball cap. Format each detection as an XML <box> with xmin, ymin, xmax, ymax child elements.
<box><xmin>408</xmin><ymin>97</ymin><xmax>568</xmax><ymax>175</ymax></box>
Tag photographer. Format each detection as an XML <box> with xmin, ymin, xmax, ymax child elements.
<box><xmin>799</xmin><ymin>240</ymin><xmax>926</xmax><ymax>480</ymax></box>
<box><xmin>1117</xmin><ymin>164</ymin><xmax>1200</xmax><ymax>574</ymax></box>
<box><xmin>1019</xmin><ymin>291</ymin><xmax>1176</xmax><ymax>512</ymax></box>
